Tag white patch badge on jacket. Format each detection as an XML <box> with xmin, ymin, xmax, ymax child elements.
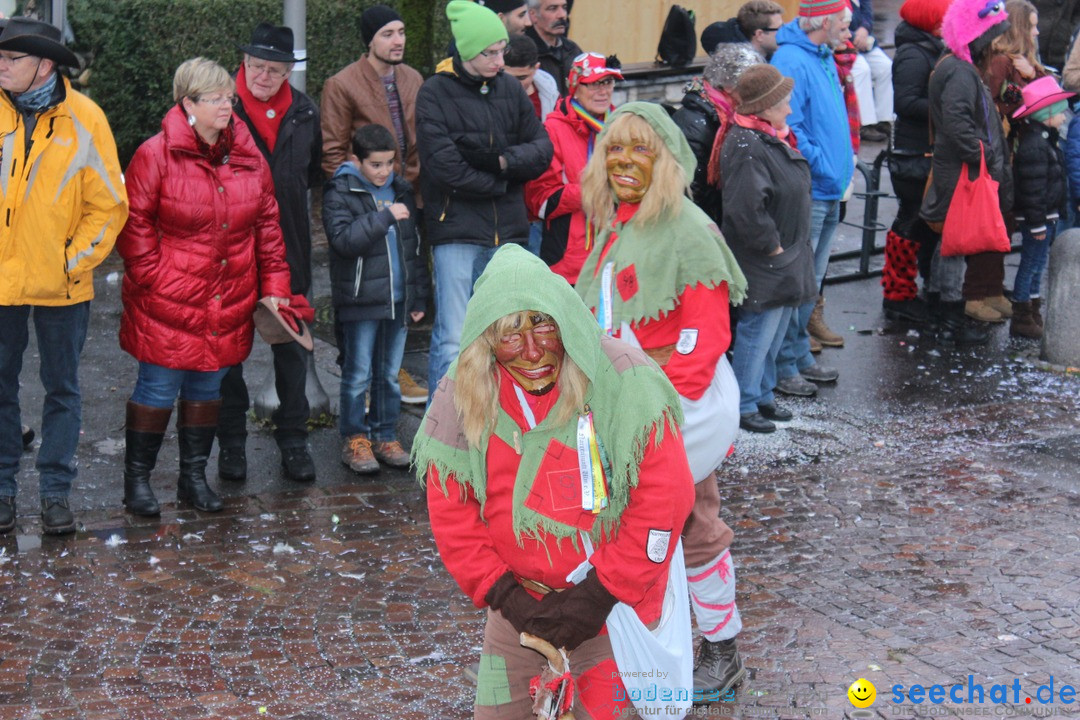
<box><xmin>676</xmin><ymin>328</ymin><xmax>698</xmax><ymax>355</ymax></box>
<box><xmin>646</xmin><ymin>529</ymin><xmax>671</xmax><ymax>564</ymax></box>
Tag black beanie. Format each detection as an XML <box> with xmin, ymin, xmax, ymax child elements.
<box><xmin>361</xmin><ymin>5</ymin><xmax>404</xmax><ymax>46</ymax></box>
<box><xmin>482</xmin><ymin>0</ymin><xmax>528</xmax><ymax>12</ymax></box>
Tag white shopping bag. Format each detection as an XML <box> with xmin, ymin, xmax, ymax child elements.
<box><xmin>569</xmin><ymin>535</ymin><xmax>694</xmax><ymax>717</ymax></box>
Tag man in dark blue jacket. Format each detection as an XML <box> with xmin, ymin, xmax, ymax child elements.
<box><xmin>417</xmin><ymin>1</ymin><xmax>553</xmax><ymax>401</ymax></box>
<box><xmin>771</xmin><ymin>0</ymin><xmax>854</xmax><ymax>397</ymax></box>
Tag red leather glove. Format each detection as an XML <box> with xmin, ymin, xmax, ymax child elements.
<box><xmin>485</xmin><ymin>571</ymin><xmax>540</xmax><ymax>634</ymax></box>
<box><xmin>523</xmin><ymin>569</ymin><xmax>618</xmax><ymax>651</ymax></box>
<box><xmin>276</xmin><ymin>295</ymin><xmax>315</xmax><ymax>332</ymax></box>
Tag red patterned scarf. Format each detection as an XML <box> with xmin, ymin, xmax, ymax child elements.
<box><xmin>733</xmin><ymin>113</ymin><xmax>799</xmax><ymax>151</ymax></box>
<box><xmin>704</xmin><ymin>81</ymin><xmax>736</xmax><ymax>188</ymax></box>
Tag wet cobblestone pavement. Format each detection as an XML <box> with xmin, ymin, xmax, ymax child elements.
<box><xmin>4</xmin><ymin>296</ymin><xmax>1079</xmax><ymax>719</ymax></box>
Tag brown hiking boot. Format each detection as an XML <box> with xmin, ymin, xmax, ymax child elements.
<box><xmin>964</xmin><ymin>299</ymin><xmax>1004</xmax><ymax>323</ymax></box>
<box><xmin>808</xmin><ymin>295</ymin><xmax>844</xmax><ymax>347</ymax></box>
<box><xmin>1031</xmin><ymin>297</ymin><xmax>1044</xmax><ymax>327</ymax></box>
<box><xmin>372</xmin><ymin>440</ymin><xmax>410</xmax><ymax>468</ymax></box>
<box><xmin>984</xmin><ymin>294</ymin><xmax>1013</xmax><ymax>318</ymax></box>
<box><xmin>1009</xmin><ymin>301</ymin><xmax>1042</xmax><ymax>339</ymax></box>
<box><xmin>341</xmin><ymin>434</ymin><xmax>379</xmax><ymax>474</ymax></box>
<box><xmin>809</xmin><ymin>334</ymin><xmax>823</xmax><ymax>353</ymax></box>
<box><xmin>398</xmin><ymin>369</ymin><xmax>428</xmax><ymax>405</ymax></box>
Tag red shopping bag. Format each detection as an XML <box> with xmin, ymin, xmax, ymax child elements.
<box><xmin>940</xmin><ymin>142</ymin><xmax>1011</xmax><ymax>257</ymax></box>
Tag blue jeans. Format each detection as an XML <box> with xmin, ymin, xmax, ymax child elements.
<box><xmin>731</xmin><ymin>305</ymin><xmax>794</xmax><ymax>414</ymax></box>
<box><xmin>130</xmin><ymin>362</ymin><xmax>229</xmax><ymax>408</ymax></box>
<box><xmin>0</xmin><ymin>302</ymin><xmax>90</xmax><ymax>499</ymax></box>
<box><xmin>340</xmin><ymin>311</ymin><xmax>407</xmax><ymax>440</ymax></box>
<box><xmin>428</xmin><ymin>243</ymin><xmax>499</xmax><ymax>402</ymax></box>
<box><xmin>527</xmin><ymin>221</ymin><xmax>543</xmax><ymax>257</ymax></box>
<box><xmin>1013</xmin><ymin>223</ymin><xmax>1055</xmax><ymax>302</ymax></box>
<box><xmin>777</xmin><ymin>199</ymin><xmax>840</xmax><ymax>379</ymax></box>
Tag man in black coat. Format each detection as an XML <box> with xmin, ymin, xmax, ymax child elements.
<box><xmin>418</xmin><ymin>1</ymin><xmax>553</xmax><ymax>399</ymax></box>
<box><xmin>218</xmin><ymin>22</ymin><xmax>323</xmax><ymax>482</ymax></box>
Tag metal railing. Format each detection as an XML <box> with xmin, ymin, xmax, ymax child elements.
<box><xmin>825</xmin><ymin>149</ymin><xmax>890</xmax><ymax>285</ymax></box>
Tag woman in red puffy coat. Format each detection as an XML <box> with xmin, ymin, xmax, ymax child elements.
<box><xmin>118</xmin><ymin>57</ymin><xmax>291</xmax><ymax>516</ymax></box>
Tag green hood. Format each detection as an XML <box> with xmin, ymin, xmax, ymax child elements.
<box><xmin>456</xmin><ymin>244</ymin><xmax>604</xmax><ymax>382</ymax></box>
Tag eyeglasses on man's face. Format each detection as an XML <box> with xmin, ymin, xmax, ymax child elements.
<box><xmin>245</xmin><ymin>59</ymin><xmax>289</xmax><ymax>80</ymax></box>
<box><xmin>0</xmin><ymin>53</ymin><xmax>33</xmax><ymax>67</ymax></box>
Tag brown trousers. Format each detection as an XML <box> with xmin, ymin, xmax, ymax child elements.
<box><xmin>682</xmin><ymin>473</ymin><xmax>734</xmax><ymax>568</ymax></box>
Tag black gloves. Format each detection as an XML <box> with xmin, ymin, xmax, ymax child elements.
<box><xmin>523</xmin><ymin>569</ymin><xmax>619</xmax><ymax>652</ymax></box>
<box><xmin>460</xmin><ymin>148</ymin><xmax>503</xmax><ymax>175</ymax></box>
<box><xmin>485</xmin><ymin>571</ymin><xmax>540</xmax><ymax>633</ymax></box>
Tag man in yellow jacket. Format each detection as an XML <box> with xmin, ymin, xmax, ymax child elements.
<box><xmin>0</xmin><ymin>18</ymin><xmax>128</xmax><ymax>535</ymax></box>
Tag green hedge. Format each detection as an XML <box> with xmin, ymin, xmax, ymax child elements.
<box><xmin>67</xmin><ymin>0</ymin><xmax>450</xmax><ymax>164</ymax></box>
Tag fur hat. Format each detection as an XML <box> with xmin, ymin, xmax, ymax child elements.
<box><xmin>942</xmin><ymin>0</ymin><xmax>1009</xmax><ymax>62</ymax></box>
<box><xmin>900</xmin><ymin>0</ymin><xmax>954</xmax><ymax>33</ymax></box>
<box><xmin>735</xmin><ymin>64</ymin><xmax>795</xmax><ymax>115</ymax></box>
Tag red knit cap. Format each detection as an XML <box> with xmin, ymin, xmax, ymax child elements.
<box><xmin>800</xmin><ymin>0</ymin><xmax>848</xmax><ymax>17</ymax></box>
<box><xmin>900</xmin><ymin>0</ymin><xmax>954</xmax><ymax>33</ymax></box>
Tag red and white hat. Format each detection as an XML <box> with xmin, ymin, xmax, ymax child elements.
<box><xmin>567</xmin><ymin>52</ymin><xmax>623</xmax><ymax>97</ymax></box>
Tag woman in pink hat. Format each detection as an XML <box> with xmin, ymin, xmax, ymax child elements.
<box><xmin>1008</xmin><ymin>76</ymin><xmax>1074</xmax><ymax>338</ymax></box>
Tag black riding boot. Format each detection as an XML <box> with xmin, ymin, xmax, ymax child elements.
<box><xmin>177</xmin><ymin>399</ymin><xmax>224</xmax><ymax>512</ymax></box>
<box><xmin>123</xmin><ymin>401</ymin><xmax>172</xmax><ymax>516</ymax></box>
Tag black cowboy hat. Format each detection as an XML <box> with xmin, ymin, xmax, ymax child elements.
<box><xmin>0</xmin><ymin>17</ymin><xmax>79</xmax><ymax>68</ymax></box>
<box><xmin>237</xmin><ymin>22</ymin><xmax>298</xmax><ymax>63</ymax></box>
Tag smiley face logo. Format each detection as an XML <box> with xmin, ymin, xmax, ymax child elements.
<box><xmin>848</xmin><ymin>678</ymin><xmax>876</xmax><ymax>708</ymax></box>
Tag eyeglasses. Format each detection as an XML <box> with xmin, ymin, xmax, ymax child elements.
<box><xmin>245</xmin><ymin>59</ymin><xmax>289</xmax><ymax>80</ymax></box>
<box><xmin>478</xmin><ymin>47</ymin><xmax>506</xmax><ymax>60</ymax></box>
<box><xmin>762</xmin><ymin>26</ymin><xmax>781</xmax><ymax>33</ymax></box>
<box><xmin>197</xmin><ymin>94</ymin><xmax>238</xmax><ymax>107</ymax></box>
<box><xmin>582</xmin><ymin>78</ymin><xmax>616</xmax><ymax>89</ymax></box>
<box><xmin>0</xmin><ymin>54</ymin><xmax>32</xmax><ymax>67</ymax></box>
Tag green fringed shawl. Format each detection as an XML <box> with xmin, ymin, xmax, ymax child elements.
<box><xmin>411</xmin><ymin>245</ymin><xmax>683</xmax><ymax>546</ymax></box>
<box><xmin>575</xmin><ymin>196</ymin><xmax>747</xmax><ymax>326</ymax></box>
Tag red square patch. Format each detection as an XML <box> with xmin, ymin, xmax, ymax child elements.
<box><xmin>616</xmin><ymin>264</ymin><xmax>638</xmax><ymax>301</ymax></box>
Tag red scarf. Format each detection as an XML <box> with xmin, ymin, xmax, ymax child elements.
<box><xmin>235</xmin><ymin>63</ymin><xmax>291</xmax><ymax>153</ymax></box>
<box><xmin>734</xmin><ymin>113</ymin><xmax>799</xmax><ymax>151</ymax></box>
<box><xmin>704</xmin><ymin>81</ymin><xmax>736</xmax><ymax>188</ymax></box>
<box><xmin>192</xmin><ymin>121</ymin><xmax>235</xmax><ymax>166</ymax></box>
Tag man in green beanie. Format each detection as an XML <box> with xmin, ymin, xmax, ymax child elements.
<box><xmin>417</xmin><ymin>244</ymin><xmax>694</xmax><ymax>719</ymax></box>
<box><xmin>418</xmin><ymin>0</ymin><xmax>553</xmax><ymax>403</ymax></box>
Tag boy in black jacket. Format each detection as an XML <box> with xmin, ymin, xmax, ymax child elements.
<box><xmin>1010</xmin><ymin>77</ymin><xmax>1073</xmax><ymax>340</ymax></box>
<box><xmin>323</xmin><ymin>125</ymin><xmax>430</xmax><ymax>473</ymax></box>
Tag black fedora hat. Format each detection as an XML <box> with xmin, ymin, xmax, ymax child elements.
<box><xmin>238</xmin><ymin>22</ymin><xmax>297</xmax><ymax>63</ymax></box>
<box><xmin>0</xmin><ymin>17</ymin><xmax>79</xmax><ymax>68</ymax></box>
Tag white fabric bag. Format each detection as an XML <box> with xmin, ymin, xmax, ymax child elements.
<box><xmin>569</xmin><ymin>534</ymin><xmax>694</xmax><ymax>717</ymax></box>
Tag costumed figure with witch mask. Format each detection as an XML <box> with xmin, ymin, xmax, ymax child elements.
<box><xmin>416</xmin><ymin>245</ymin><xmax>695</xmax><ymax>719</ymax></box>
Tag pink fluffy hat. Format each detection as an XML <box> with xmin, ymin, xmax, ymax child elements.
<box><xmin>942</xmin><ymin>0</ymin><xmax>1009</xmax><ymax>62</ymax></box>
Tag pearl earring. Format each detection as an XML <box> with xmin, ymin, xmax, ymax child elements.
<box><xmin>187</xmin><ymin>113</ymin><xmax>196</xmax><ymax>126</ymax></box>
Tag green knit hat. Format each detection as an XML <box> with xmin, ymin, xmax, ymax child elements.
<box><xmin>447</xmin><ymin>0</ymin><xmax>509</xmax><ymax>61</ymax></box>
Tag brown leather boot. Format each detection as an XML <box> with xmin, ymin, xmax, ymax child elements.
<box><xmin>1009</xmin><ymin>301</ymin><xmax>1042</xmax><ymax>339</ymax></box>
<box><xmin>808</xmin><ymin>295</ymin><xmax>844</xmax><ymax>347</ymax></box>
<box><xmin>1031</xmin><ymin>297</ymin><xmax>1044</xmax><ymax>328</ymax></box>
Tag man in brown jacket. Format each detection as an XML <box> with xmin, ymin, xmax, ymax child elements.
<box><xmin>319</xmin><ymin>4</ymin><xmax>428</xmax><ymax>403</ymax></box>
<box><xmin>320</xmin><ymin>5</ymin><xmax>422</xmax><ymax>190</ymax></box>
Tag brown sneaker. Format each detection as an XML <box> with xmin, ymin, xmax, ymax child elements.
<box><xmin>398</xmin><ymin>369</ymin><xmax>428</xmax><ymax>405</ymax></box>
<box><xmin>341</xmin><ymin>434</ymin><xmax>379</xmax><ymax>474</ymax></box>
<box><xmin>964</xmin><ymin>299</ymin><xmax>1004</xmax><ymax>323</ymax></box>
<box><xmin>372</xmin><ymin>440</ymin><xmax>410</xmax><ymax>468</ymax></box>
<box><xmin>808</xmin><ymin>295</ymin><xmax>844</xmax><ymax>347</ymax></box>
<box><xmin>984</xmin><ymin>295</ymin><xmax>1013</xmax><ymax>318</ymax></box>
